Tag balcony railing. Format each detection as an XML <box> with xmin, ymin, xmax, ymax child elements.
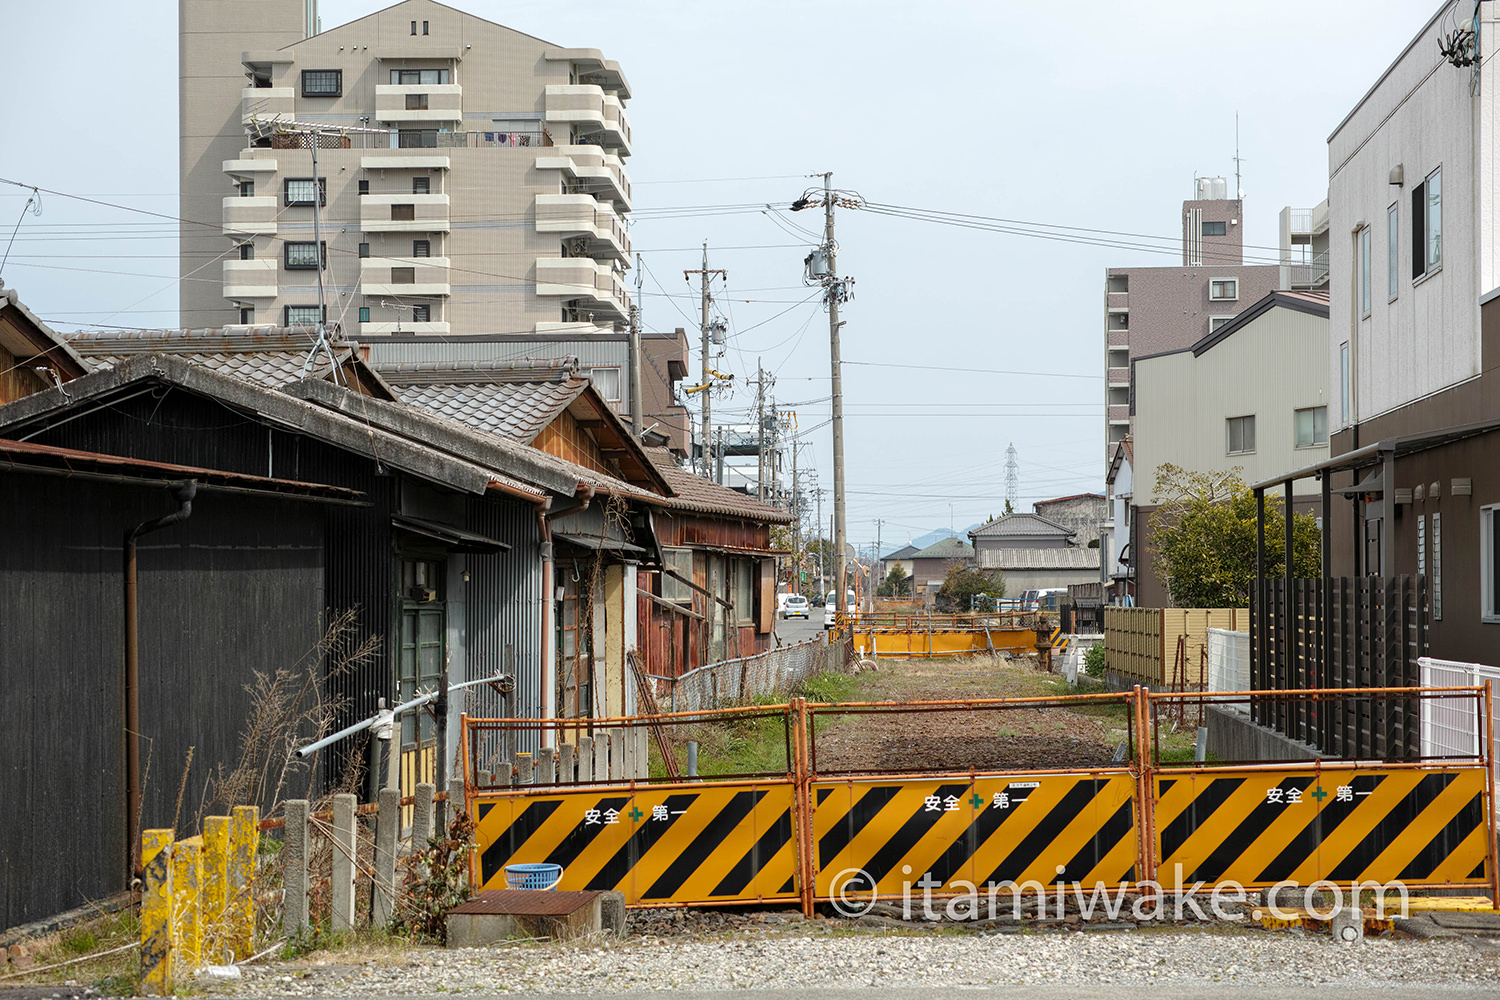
<box><xmin>255</xmin><ymin>127</ymin><xmax>552</xmax><ymax>150</ymax></box>
<box><xmin>1285</xmin><ymin>250</ymin><xmax>1330</xmax><ymax>288</ymax></box>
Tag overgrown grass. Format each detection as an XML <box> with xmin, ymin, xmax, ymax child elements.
<box><xmin>4</xmin><ymin>907</ymin><xmax>139</xmax><ymax>996</ymax></box>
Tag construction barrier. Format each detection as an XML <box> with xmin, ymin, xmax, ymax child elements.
<box><xmin>465</xmin><ymin>684</ymin><xmax>1500</xmax><ymax>914</ymax></box>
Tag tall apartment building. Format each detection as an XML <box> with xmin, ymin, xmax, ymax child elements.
<box><xmin>178</xmin><ymin>0</ymin><xmax>689</xmax><ymax>449</ymax></box>
<box><xmin>1104</xmin><ymin>179</ymin><xmax>1283</xmax><ymax>464</ymax></box>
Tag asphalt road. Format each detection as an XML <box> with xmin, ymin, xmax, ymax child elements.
<box><xmin>774</xmin><ymin>606</ymin><xmax>826</xmax><ymax>645</ymax></box>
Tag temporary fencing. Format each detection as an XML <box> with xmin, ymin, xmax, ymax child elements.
<box><xmin>658</xmin><ymin>635</ymin><xmax>851</xmax><ymax>713</ymax></box>
<box><xmin>464</xmin><ymin>683</ymin><xmax>1500</xmax><ymax>915</ymax></box>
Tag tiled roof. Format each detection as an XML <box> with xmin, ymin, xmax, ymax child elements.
<box><xmin>970</xmin><ymin>512</ymin><xmax>1075</xmax><ymax>539</ymax></box>
<box><xmin>390</xmin><ymin>378</ymin><xmax>588</xmax><ymax>444</ymax></box>
<box><xmin>976</xmin><ymin>547</ymin><xmax>1101</xmax><ymax>571</ymax></box>
<box><xmin>909</xmin><ymin>537</ymin><xmax>974</xmax><ymax>560</ymax></box>
<box><xmin>644</xmin><ymin>449</ymin><xmax>792</xmax><ymax>523</ymax></box>
<box><xmin>66</xmin><ymin>326</ymin><xmax>369</xmax><ymax>389</ymax></box>
<box><xmin>1034</xmin><ymin>493</ymin><xmax>1105</xmax><ymax>507</ymax></box>
<box><xmin>883</xmin><ymin>544</ymin><xmax>921</xmax><ymax>560</ymax></box>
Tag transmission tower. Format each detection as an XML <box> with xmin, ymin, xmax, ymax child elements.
<box><xmin>1005</xmin><ymin>443</ymin><xmax>1019</xmax><ymax>513</ymax></box>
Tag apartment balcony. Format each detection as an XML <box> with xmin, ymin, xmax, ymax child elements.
<box><xmin>534</xmin><ymin>145</ymin><xmax>631</xmax><ymax>207</ymax></box>
<box><xmin>1106</xmin><ymin>290</ymin><xmax>1128</xmax><ymax>311</ymax></box>
<box><xmin>222</xmin><ymin>259</ymin><xmax>278</xmax><ymax>299</ymax></box>
<box><xmin>535</xmin><ymin>257</ymin><xmax>630</xmax><ymax>323</ymax></box>
<box><xmin>1107</xmin><ymin>328</ymin><xmax>1130</xmax><ymax>348</ymax></box>
<box><xmin>241</xmin><ymin>87</ymin><xmax>294</xmax><ymax>129</ymax></box>
<box><xmin>534</xmin><ymin>194</ymin><xmax>630</xmax><ymax>260</ymax></box>
<box><xmin>358</xmin><ymin>321</ymin><xmax>451</xmax><ymax>336</ymax></box>
<box><xmin>1285</xmin><ymin>250</ymin><xmax>1331</xmax><ymax>290</ymax></box>
<box><xmin>359</xmin><ymin>257</ymin><xmax>451</xmax><ymax>297</ymax></box>
<box><xmin>359</xmin><ymin>194</ymin><xmax>450</xmax><ymax>232</ymax></box>
<box><xmin>1108</xmin><ymin>404</ymin><xmax>1130</xmax><ymax>423</ymax></box>
<box><xmin>374</xmin><ymin>84</ymin><xmax>463</xmax><ymax>124</ymax></box>
<box><xmin>544</xmin><ymin>85</ymin><xmax>632</xmax><ymax>155</ymax></box>
<box><xmin>359</xmin><ymin>154</ymin><xmax>450</xmax><ymax>171</ymax></box>
<box><xmin>222</xmin><ymin>157</ymin><xmax>278</xmax><ymax>182</ymax></box>
<box><xmin>1107</xmin><ymin>366</ymin><xmax>1129</xmax><ymax>386</ymax></box>
<box><xmin>223</xmin><ymin>196</ymin><xmax>278</xmax><ymax>236</ymax></box>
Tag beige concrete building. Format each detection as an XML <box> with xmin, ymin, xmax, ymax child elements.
<box><xmin>179</xmin><ymin>0</ymin><xmax>667</xmax><ymax>432</ymax></box>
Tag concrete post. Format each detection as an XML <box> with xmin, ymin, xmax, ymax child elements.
<box><xmin>515</xmin><ymin>753</ymin><xmax>534</xmax><ymax>785</ymax></box>
<box><xmin>608</xmin><ymin>731</ymin><xmax>624</xmax><ymax>780</ymax></box>
<box><xmin>372</xmin><ymin>787</ymin><xmax>399</xmax><ymax>927</ymax></box>
<box><xmin>558</xmin><ymin>743</ymin><xmax>575</xmax><ymax>785</ymax></box>
<box><xmin>447</xmin><ymin>776</ymin><xmax>467</xmax><ymax>836</ymax></box>
<box><xmin>577</xmin><ymin>737</ymin><xmax>594</xmax><ymax>783</ymax></box>
<box><xmin>593</xmin><ymin>733</ymin><xmax>610</xmax><ymax>783</ymax></box>
<box><xmin>172</xmin><ymin>837</ymin><xmax>204</xmax><ymax>972</ymax></box>
<box><xmin>139</xmin><ymin>829</ymin><xmax>174</xmax><ymax>997</ymax></box>
<box><xmin>687</xmin><ymin>741</ymin><xmax>699</xmax><ymax>777</ymax></box>
<box><xmin>331</xmin><ymin>793</ymin><xmax>357</xmax><ymax>932</ymax></box>
<box><xmin>228</xmin><ymin>806</ymin><xmax>259</xmax><ymax>961</ymax></box>
<box><xmin>282</xmin><ymin>801</ymin><xmax>309</xmax><ymax>939</ymax></box>
<box><xmin>537</xmin><ymin>747</ymin><xmax>555</xmax><ymax>785</ymax></box>
<box><xmin>413</xmin><ymin>783</ymin><xmax>436</xmax><ymax>847</ymax></box>
<box><xmin>201</xmin><ymin>816</ymin><xmax>230</xmax><ymax>961</ymax></box>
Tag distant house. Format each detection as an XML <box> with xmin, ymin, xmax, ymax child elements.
<box><xmin>968</xmin><ymin>512</ymin><xmax>1100</xmax><ymax>595</ymax></box>
<box><xmin>907</xmin><ymin>537</ymin><xmax>975</xmax><ymax>602</ymax></box>
<box><xmin>0</xmin><ymin>285</ymin><xmax>89</xmax><ymax>404</ymax></box>
<box><xmin>1032</xmin><ymin>493</ymin><xmax>1107</xmax><ymax>546</ymax></box>
<box><xmin>1101</xmin><ymin>439</ymin><xmax>1136</xmax><ymax>605</ymax></box>
<box><xmin>970</xmin><ymin>512</ymin><xmax>1076</xmax><ymax>555</ymax></box>
<box><xmin>880</xmin><ymin>544</ymin><xmax>920</xmax><ymax>592</ymax></box>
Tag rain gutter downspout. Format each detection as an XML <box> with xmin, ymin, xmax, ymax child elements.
<box><xmin>123</xmin><ymin>479</ymin><xmax>197</xmax><ymax>882</ymax></box>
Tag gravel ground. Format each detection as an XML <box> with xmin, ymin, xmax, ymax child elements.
<box><xmin>201</xmin><ymin>916</ymin><xmax>1500</xmax><ymax>995</ymax></box>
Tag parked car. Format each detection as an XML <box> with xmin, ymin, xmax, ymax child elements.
<box><xmin>823</xmin><ymin>589</ymin><xmax>857</xmax><ymax>629</ymax></box>
<box><xmin>782</xmin><ymin>594</ymin><xmax>809</xmax><ymax>619</ymax></box>
<box><xmin>1021</xmin><ymin>588</ymin><xmax>1068</xmax><ymax>613</ymax></box>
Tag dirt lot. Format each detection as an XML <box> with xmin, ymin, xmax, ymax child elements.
<box><xmin>810</xmin><ymin>653</ymin><xmax>1133</xmax><ymax>773</ymax></box>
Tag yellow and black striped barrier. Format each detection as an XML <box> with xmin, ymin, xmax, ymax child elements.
<box><xmin>471</xmin><ymin>780</ymin><xmax>801</xmax><ymax>905</ymax></box>
<box><xmin>1154</xmin><ymin>766</ymin><xmax>1491</xmax><ymax>889</ymax></box>
<box><xmin>810</xmin><ymin>772</ymin><xmax>1138</xmax><ymax>897</ymax></box>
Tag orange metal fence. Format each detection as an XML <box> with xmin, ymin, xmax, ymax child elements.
<box><xmin>463</xmin><ymin>684</ymin><xmax>1499</xmax><ymax>913</ymax></box>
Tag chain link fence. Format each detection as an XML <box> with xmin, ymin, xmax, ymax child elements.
<box><xmin>657</xmin><ymin>635</ymin><xmax>852</xmax><ymax>712</ymax></box>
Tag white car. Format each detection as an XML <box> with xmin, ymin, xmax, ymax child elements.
<box><xmin>782</xmin><ymin>594</ymin><xmax>810</xmax><ymax>619</ymax></box>
<box><xmin>823</xmin><ymin>590</ymin><xmax>856</xmax><ymax>629</ymax></box>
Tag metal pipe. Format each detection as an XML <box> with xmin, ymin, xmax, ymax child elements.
<box><xmin>123</xmin><ymin>479</ymin><xmax>197</xmax><ymax>881</ymax></box>
<box><xmin>296</xmin><ymin>673</ymin><xmax>507</xmax><ymax>758</ymax></box>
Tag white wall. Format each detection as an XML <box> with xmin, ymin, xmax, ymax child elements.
<box><xmin>1327</xmin><ymin>2</ymin><xmax>1493</xmax><ymax>426</ymax></box>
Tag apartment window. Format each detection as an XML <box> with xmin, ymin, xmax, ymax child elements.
<box><xmin>1412</xmin><ymin>167</ymin><xmax>1443</xmax><ymax>279</ymax></box>
<box><xmin>406</xmin><ymin>93</ymin><xmax>429</xmax><ymax>111</ymax></box>
<box><xmin>239</xmin><ymin>307</ymin><xmax>254</xmax><ymax>324</ymax></box>
<box><xmin>238</xmin><ymin>180</ymin><xmax>255</xmax><ymax>197</ymax></box>
<box><xmin>391</xmin><ymin>267</ymin><xmax>415</xmax><ymax>284</ymax></box>
<box><xmin>238</xmin><ymin>243</ymin><xmax>254</xmax><ymax>260</ymax></box>
<box><xmin>283</xmin><ymin>178</ymin><xmax>326</xmax><ymax>207</ymax></box>
<box><xmin>358</xmin><ymin>306</ymin><xmax>370</xmax><ymax>323</ymax></box>
<box><xmin>1202</xmin><ymin>221</ymin><xmax>1227</xmax><ymax>237</ymax></box>
<box><xmin>412</xmin><ymin>239</ymin><xmax>431</xmax><ymax>257</ymax></box>
<box><xmin>587</xmin><ymin>367</ymin><xmax>622</xmax><ymax>402</ymax></box>
<box><xmin>391</xmin><ymin>70</ymin><xmax>450</xmax><ymax>85</ymax></box>
<box><xmin>1387</xmin><ymin>204</ymin><xmax>1399</xmax><ymax>301</ymax></box>
<box><xmin>1294</xmin><ymin>406</ymin><xmax>1328</xmax><ymax>448</ymax></box>
<box><xmin>358</xmin><ymin>242</ymin><xmax>370</xmax><ymax>258</ymax></box>
<box><xmin>1209</xmin><ymin>315</ymin><xmax>1235</xmax><ymax>332</ymax></box>
<box><xmin>284</xmin><ymin>305</ymin><xmax>325</xmax><ymax>326</ymax></box>
<box><xmin>660</xmin><ymin>547</ymin><xmax>694</xmax><ymax>602</ymax></box>
<box><xmin>1209</xmin><ymin>278</ymin><xmax>1238</xmax><ymax>301</ymax></box>
<box><xmin>1433</xmin><ymin>512</ymin><xmax>1443</xmax><ymax>619</ymax></box>
<box><xmin>391</xmin><ymin>203</ymin><xmax>415</xmax><ymax>221</ymax></box>
<box><xmin>300</xmin><ymin>70</ymin><xmax>342</xmax><ymax>97</ymax></box>
<box><xmin>412</xmin><ymin>176</ymin><xmax>430</xmax><ymax>194</ymax></box>
<box><xmin>1482</xmin><ymin>505</ymin><xmax>1500</xmax><ymax>622</ymax></box>
<box><xmin>284</xmin><ymin>241</ymin><xmax>326</xmax><ymax>270</ymax></box>
<box><xmin>1226</xmin><ymin>414</ymin><xmax>1256</xmax><ymax>455</ymax></box>
<box><xmin>1359</xmin><ymin>225</ymin><xmax>1371</xmax><ymax>319</ymax></box>
<box><xmin>422</xmin><ymin>20</ymin><xmax>429</xmax><ymax>34</ymax></box>
<box><xmin>358</xmin><ymin>179</ymin><xmax>369</xmax><ymax>195</ymax></box>
<box><xmin>413</xmin><ymin>304</ymin><xmax>431</xmax><ymax>322</ymax></box>
<box><xmin>398</xmin><ymin>129</ymin><xmax>438</xmax><ymax>148</ymax></box>
<box><xmin>1340</xmin><ymin>342</ymin><xmax>1351</xmax><ymax>426</ymax></box>
<box><xmin>410</xmin><ymin>19</ymin><xmax>417</xmax><ymax>34</ymax></box>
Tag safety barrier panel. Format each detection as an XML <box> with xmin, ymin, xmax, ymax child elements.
<box><xmin>465</xmin><ymin>684</ymin><xmax>1500</xmax><ymax>914</ymax></box>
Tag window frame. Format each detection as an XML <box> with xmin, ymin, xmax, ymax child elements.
<box><xmin>1226</xmin><ymin>414</ymin><xmax>1256</xmax><ymax>455</ymax></box>
<box><xmin>300</xmin><ymin>69</ymin><xmax>342</xmax><ymax>98</ymax></box>
<box><xmin>1412</xmin><ymin>166</ymin><xmax>1443</xmax><ymax>282</ymax></box>
<box><xmin>1387</xmin><ymin>203</ymin><xmax>1399</xmax><ymax>302</ymax></box>
<box><xmin>1359</xmin><ymin>225</ymin><xmax>1371</xmax><ymax>319</ymax></box>
<box><xmin>1340</xmin><ymin>342</ymin><xmax>1351</xmax><ymax>427</ymax></box>
<box><xmin>1209</xmin><ymin>278</ymin><xmax>1239</xmax><ymax>302</ymax></box>
<box><xmin>391</xmin><ymin>203</ymin><xmax>416</xmax><ymax>221</ymax></box>
<box><xmin>412</xmin><ymin>239</ymin><xmax>431</xmax><ymax>258</ymax></box>
<box><xmin>1202</xmin><ymin>220</ymin><xmax>1227</xmax><ymax>237</ymax></box>
<box><xmin>358</xmin><ymin>306</ymin><xmax>370</xmax><ymax>323</ymax></box>
<box><xmin>587</xmin><ymin>367</ymin><xmax>622</xmax><ymax>402</ymax></box>
<box><xmin>735</xmin><ymin>559</ymin><xmax>755</xmax><ymax>624</ymax></box>
<box><xmin>282</xmin><ymin>177</ymin><xmax>326</xmax><ymax>208</ymax></box>
<box><xmin>391</xmin><ymin>266</ymin><xmax>416</xmax><ymax>284</ymax></box>
<box><xmin>412</xmin><ymin>303</ymin><xmax>431</xmax><ymax>322</ymax></box>
<box><xmin>283</xmin><ymin>304</ymin><xmax>327</xmax><ymax>327</ymax></box>
<box><xmin>660</xmin><ymin>547</ymin><xmax>694</xmax><ymax>603</ymax></box>
<box><xmin>238</xmin><ymin>180</ymin><xmax>255</xmax><ymax>198</ymax></box>
<box><xmin>405</xmin><ymin>93</ymin><xmax>429</xmax><ymax>111</ymax></box>
<box><xmin>1209</xmin><ymin>314</ymin><xmax>1236</xmax><ymax>333</ymax></box>
<box><xmin>412</xmin><ymin>176</ymin><xmax>431</xmax><ymax>195</ymax></box>
<box><xmin>238</xmin><ymin>242</ymin><xmax>254</xmax><ymax>260</ymax></box>
<box><xmin>238</xmin><ymin>307</ymin><xmax>254</xmax><ymax>324</ymax></box>
<box><xmin>1481</xmin><ymin>504</ymin><xmax>1500</xmax><ymax>623</ymax></box>
<box><xmin>282</xmin><ymin>241</ymin><xmax>327</xmax><ymax>270</ymax></box>
<box><xmin>1294</xmin><ymin>405</ymin><xmax>1328</xmax><ymax>449</ymax></box>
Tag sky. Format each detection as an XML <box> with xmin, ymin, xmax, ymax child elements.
<box><xmin>0</xmin><ymin>0</ymin><xmax>1435</xmax><ymax>555</ymax></box>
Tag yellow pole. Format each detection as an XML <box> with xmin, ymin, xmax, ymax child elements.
<box><xmin>229</xmin><ymin>806</ymin><xmax>260</xmax><ymax>961</ymax></box>
<box><xmin>172</xmin><ymin>836</ymin><xmax>204</xmax><ymax>972</ymax></box>
<box><xmin>139</xmin><ymin>829</ymin><xmax>174</xmax><ymax>996</ymax></box>
<box><xmin>201</xmin><ymin>816</ymin><xmax>229</xmax><ymax>964</ymax></box>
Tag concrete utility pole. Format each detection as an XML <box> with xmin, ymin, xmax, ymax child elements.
<box><xmin>685</xmin><ymin>244</ymin><xmax>725</xmax><ymax>478</ymax></box>
<box><xmin>823</xmin><ymin>174</ymin><xmax>849</xmax><ymax>617</ymax></box>
<box><xmin>629</xmin><ymin>252</ymin><xmax>644</xmax><ymax>439</ymax></box>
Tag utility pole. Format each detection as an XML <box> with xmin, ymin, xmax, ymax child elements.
<box><xmin>875</xmin><ymin>518</ymin><xmax>883</xmax><ymax>589</ymax></box>
<box><xmin>685</xmin><ymin>244</ymin><xmax>725</xmax><ymax>478</ymax></box>
<box><xmin>791</xmin><ymin>440</ymin><xmax>802</xmax><ymax>571</ymax></box>
<box><xmin>629</xmin><ymin>252</ymin><xmax>644</xmax><ymax>439</ymax></box>
<box><xmin>815</xmin><ymin>487</ymin><xmax>826</xmax><ymax>597</ymax></box>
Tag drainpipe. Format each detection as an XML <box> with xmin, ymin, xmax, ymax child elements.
<box><xmin>123</xmin><ymin>479</ymin><xmax>197</xmax><ymax>882</ymax></box>
<box><xmin>540</xmin><ymin>485</ymin><xmax>594</xmax><ymax>747</ymax></box>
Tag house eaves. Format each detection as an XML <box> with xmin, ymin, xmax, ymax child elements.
<box><xmin>1190</xmin><ymin>290</ymin><xmax>1330</xmax><ymax>357</ymax></box>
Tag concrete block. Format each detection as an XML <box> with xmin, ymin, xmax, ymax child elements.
<box><xmin>598</xmin><ymin>890</ymin><xmax>627</xmax><ymax>938</ymax></box>
<box><xmin>446</xmin><ymin>890</ymin><xmax>606</xmax><ymax>946</ymax></box>
<box><xmin>1331</xmin><ymin>906</ymin><xmax>1364</xmax><ymax>944</ymax></box>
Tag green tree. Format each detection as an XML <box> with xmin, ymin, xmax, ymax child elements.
<box><xmin>935</xmin><ymin>563</ymin><xmax>1005</xmax><ymax>612</ymax></box>
<box><xmin>1148</xmin><ymin>463</ymin><xmax>1320</xmax><ymax>608</ymax></box>
<box><xmin>878</xmin><ymin>563</ymin><xmax>911</xmax><ymax>597</ymax></box>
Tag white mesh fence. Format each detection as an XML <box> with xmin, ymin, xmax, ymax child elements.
<box><xmin>1418</xmin><ymin>656</ymin><xmax>1500</xmax><ymax>761</ymax></box>
<box><xmin>1206</xmin><ymin>628</ymin><xmax>1251</xmax><ymax>713</ymax></box>
<box><xmin>658</xmin><ymin>636</ymin><xmax>851</xmax><ymax>713</ymax></box>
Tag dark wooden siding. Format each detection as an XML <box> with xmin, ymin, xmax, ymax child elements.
<box><xmin>0</xmin><ymin>473</ymin><xmax>323</xmax><ymax>929</ymax></box>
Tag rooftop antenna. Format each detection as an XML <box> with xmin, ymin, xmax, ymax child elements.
<box><xmin>1233</xmin><ymin>113</ymin><xmax>1245</xmax><ymax>208</ymax></box>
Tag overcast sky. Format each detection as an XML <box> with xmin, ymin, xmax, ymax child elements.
<box><xmin>0</xmin><ymin>0</ymin><xmax>1433</xmax><ymax>553</ymax></box>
